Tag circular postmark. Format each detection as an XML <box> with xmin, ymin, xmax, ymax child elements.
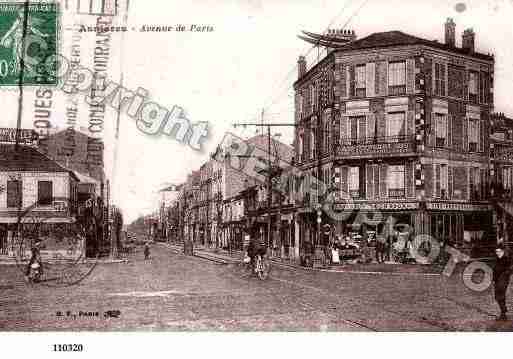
<box><xmin>14</xmin><ymin>196</ymin><xmax>99</xmax><ymax>287</ymax></box>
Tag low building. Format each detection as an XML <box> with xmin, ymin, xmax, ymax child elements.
<box><xmin>0</xmin><ymin>144</ymin><xmax>80</xmax><ymax>259</ymax></box>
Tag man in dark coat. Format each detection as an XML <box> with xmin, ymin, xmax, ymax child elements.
<box><xmin>493</xmin><ymin>245</ymin><xmax>512</xmax><ymax>321</ymax></box>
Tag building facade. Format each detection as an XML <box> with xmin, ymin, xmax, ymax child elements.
<box><xmin>0</xmin><ymin>145</ymin><xmax>80</xmax><ymax>259</ymax></box>
<box><xmin>293</xmin><ymin>19</ymin><xmax>495</xmax><ymax>259</ymax></box>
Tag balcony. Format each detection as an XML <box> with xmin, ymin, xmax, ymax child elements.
<box><xmin>337</xmin><ymin>135</ymin><xmax>415</xmax><ymax>158</ymax></box>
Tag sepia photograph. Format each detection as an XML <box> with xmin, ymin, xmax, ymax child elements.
<box><xmin>1</xmin><ymin>0</ymin><xmax>513</xmax><ymax>356</ymax></box>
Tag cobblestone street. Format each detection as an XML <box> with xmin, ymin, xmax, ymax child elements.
<box><xmin>1</xmin><ymin>242</ymin><xmax>512</xmax><ymax>331</ymax></box>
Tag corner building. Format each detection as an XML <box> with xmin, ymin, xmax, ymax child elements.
<box><xmin>293</xmin><ymin>20</ymin><xmax>495</xmax><ymax>258</ymax></box>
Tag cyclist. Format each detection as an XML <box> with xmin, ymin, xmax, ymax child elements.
<box><xmin>247</xmin><ymin>234</ymin><xmax>267</xmax><ymax>274</ymax></box>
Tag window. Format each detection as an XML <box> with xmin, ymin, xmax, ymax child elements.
<box><xmin>435</xmin><ymin>113</ymin><xmax>448</xmax><ymax>148</ymax></box>
<box><xmin>434</xmin><ymin>63</ymin><xmax>446</xmax><ymax>96</ymax></box>
<box><xmin>6</xmin><ymin>180</ymin><xmax>22</xmax><ymax>208</ymax></box>
<box><xmin>468</xmin><ymin>119</ymin><xmax>479</xmax><ymax>152</ymax></box>
<box><xmin>38</xmin><ymin>181</ymin><xmax>53</xmax><ymax>206</ymax></box>
<box><xmin>298</xmin><ymin>133</ymin><xmax>303</xmax><ymax>162</ymax></box>
<box><xmin>504</xmin><ymin>167</ymin><xmax>512</xmax><ymax>191</ymax></box>
<box><xmin>469</xmin><ymin>71</ymin><xmax>479</xmax><ymax>103</ymax></box>
<box><xmin>323</xmin><ymin>117</ymin><xmax>330</xmax><ymax>153</ymax></box>
<box><xmin>349</xmin><ymin>166</ymin><xmax>360</xmax><ymax>198</ymax></box>
<box><xmin>479</xmin><ymin>72</ymin><xmax>488</xmax><ymax>104</ymax></box>
<box><xmin>298</xmin><ymin>92</ymin><xmax>303</xmax><ymax>118</ymax></box>
<box><xmin>441</xmin><ymin>165</ymin><xmax>448</xmax><ymax>198</ymax></box>
<box><xmin>310</xmin><ymin>129</ymin><xmax>316</xmax><ymax>159</ymax></box>
<box><xmin>435</xmin><ymin>164</ymin><xmax>449</xmax><ymax>199</ymax></box>
<box><xmin>310</xmin><ymin>84</ymin><xmax>316</xmax><ymax>112</ymax></box>
<box><xmin>349</xmin><ymin>116</ymin><xmax>366</xmax><ymax>144</ymax></box>
<box><xmin>388</xmin><ymin>165</ymin><xmax>405</xmax><ymax>197</ymax></box>
<box><xmin>386</xmin><ymin>112</ymin><xmax>405</xmax><ymax>142</ymax></box>
<box><xmin>388</xmin><ymin>61</ymin><xmax>406</xmax><ymax>95</ymax></box>
<box><xmin>355</xmin><ymin>64</ymin><xmax>366</xmax><ymax>98</ymax></box>
<box><xmin>469</xmin><ymin>167</ymin><xmax>480</xmax><ymax>200</ymax></box>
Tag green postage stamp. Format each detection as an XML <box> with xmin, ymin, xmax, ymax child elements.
<box><xmin>0</xmin><ymin>2</ymin><xmax>58</xmax><ymax>86</ymax></box>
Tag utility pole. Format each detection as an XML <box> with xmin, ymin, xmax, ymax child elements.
<box><xmin>232</xmin><ymin>118</ymin><xmax>297</xmax><ymax>254</ymax></box>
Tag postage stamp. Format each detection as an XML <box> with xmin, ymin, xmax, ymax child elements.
<box><xmin>0</xmin><ymin>2</ymin><xmax>58</xmax><ymax>86</ymax></box>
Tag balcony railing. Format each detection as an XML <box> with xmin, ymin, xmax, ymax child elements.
<box><xmin>340</xmin><ymin>135</ymin><xmax>413</xmax><ymax>146</ymax></box>
<box><xmin>337</xmin><ymin>135</ymin><xmax>415</xmax><ymax>157</ymax></box>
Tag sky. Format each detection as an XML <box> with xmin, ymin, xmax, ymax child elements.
<box><xmin>2</xmin><ymin>0</ymin><xmax>513</xmax><ymax>224</ymax></box>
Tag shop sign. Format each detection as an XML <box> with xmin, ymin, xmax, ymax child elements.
<box><xmin>426</xmin><ymin>202</ymin><xmax>491</xmax><ymax>211</ymax></box>
<box><xmin>0</xmin><ymin>128</ymin><xmax>38</xmax><ymax>144</ymax></box>
<box><xmin>332</xmin><ymin>201</ymin><xmax>419</xmax><ymax>211</ymax></box>
<box><xmin>338</xmin><ymin>142</ymin><xmax>413</xmax><ymax>156</ymax></box>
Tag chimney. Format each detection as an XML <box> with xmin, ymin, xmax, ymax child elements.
<box><xmin>298</xmin><ymin>56</ymin><xmax>307</xmax><ymax>79</ymax></box>
<box><xmin>445</xmin><ymin>18</ymin><xmax>456</xmax><ymax>46</ymax></box>
<box><xmin>462</xmin><ymin>28</ymin><xmax>475</xmax><ymax>53</ymax></box>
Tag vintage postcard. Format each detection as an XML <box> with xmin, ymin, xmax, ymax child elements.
<box><xmin>1</xmin><ymin>0</ymin><xmax>513</xmax><ymax>355</ymax></box>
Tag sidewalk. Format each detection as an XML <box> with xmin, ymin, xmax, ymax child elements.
<box><xmin>0</xmin><ymin>256</ymin><xmax>128</xmax><ymax>266</ymax></box>
<box><xmin>160</xmin><ymin>242</ymin><xmax>444</xmax><ymax>275</ymax></box>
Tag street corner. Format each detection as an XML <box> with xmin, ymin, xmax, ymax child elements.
<box><xmin>13</xmin><ymin>196</ymin><xmax>98</xmax><ymax>288</ymax></box>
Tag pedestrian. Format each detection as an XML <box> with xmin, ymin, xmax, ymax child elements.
<box><xmin>25</xmin><ymin>241</ymin><xmax>43</xmax><ymax>282</ymax></box>
<box><xmin>493</xmin><ymin>244</ymin><xmax>512</xmax><ymax>321</ymax></box>
<box><xmin>144</xmin><ymin>242</ymin><xmax>150</xmax><ymax>260</ymax></box>
<box><xmin>376</xmin><ymin>234</ymin><xmax>386</xmax><ymax>263</ymax></box>
<box><xmin>385</xmin><ymin>233</ymin><xmax>393</xmax><ymax>262</ymax></box>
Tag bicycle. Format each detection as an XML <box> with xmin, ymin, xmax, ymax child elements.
<box><xmin>240</xmin><ymin>253</ymin><xmax>270</xmax><ymax>280</ymax></box>
<box><xmin>254</xmin><ymin>254</ymin><xmax>270</xmax><ymax>280</ymax></box>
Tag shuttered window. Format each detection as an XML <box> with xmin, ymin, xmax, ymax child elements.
<box><xmin>38</xmin><ymin>181</ymin><xmax>53</xmax><ymax>206</ymax></box>
<box><xmin>6</xmin><ymin>180</ymin><xmax>22</xmax><ymax>208</ymax></box>
<box><xmin>355</xmin><ymin>64</ymin><xmax>366</xmax><ymax>98</ymax></box>
<box><xmin>388</xmin><ymin>61</ymin><xmax>406</xmax><ymax>95</ymax></box>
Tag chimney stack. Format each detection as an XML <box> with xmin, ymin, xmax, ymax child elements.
<box><xmin>445</xmin><ymin>18</ymin><xmax>456</xmax><ymax>46</ymax></box>
<box><xmin>298</xmin><ymin>56</ymin><xmax>307</xmax><ymax>79</ymax></box>
<box><xmin>462</xmin><ymin>28</ymin><xmax>475</xmax><ymax>53</ymax></box>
